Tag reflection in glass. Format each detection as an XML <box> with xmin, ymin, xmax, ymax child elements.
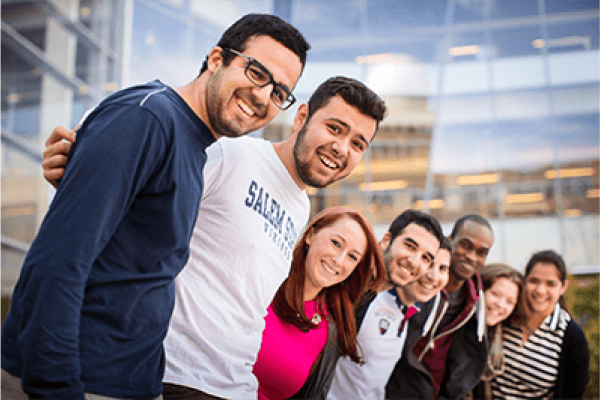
<box><xmin>491</xmin><ymin>0</ymin><xmax>539</xmax><ymax>19</ymax></box>
<box><xmin>491</xmin><ymin>26</ymin><xmax>543</xmax><ymax>58</ymax></box>
<box><xmin>546</xmin><ymin>19</ymin><xmax>600</xmax><ymax>54</ymax></box>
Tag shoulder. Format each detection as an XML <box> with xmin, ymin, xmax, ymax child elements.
<box><xmin>563</xmin><ymin>317</ymin><xmax>589</xmax><ymax>347</ymax></box>
<box><xmin>355</xmin><ymin>290</ymin><xmax>378</xmax><ymax>325</ymax></box>
<box><xmin>205</xmin><ymin>136</ymin><xmax>276</xmax><ymax>176</ymax></box>
<box><xmin>86</xmin><ymin>82</ymin><xmax>173</xmax><ymax>132</ymax></box>
<box><xmin>357</xmin><ymin>290</ymin><xmax>378</xmax><ymax>310</ymax></box>
<box><xmin>218</xmin><ymin>136</ymin><xmax>270</xmax><ymax>153</ymax></box>
<box><xmin>101</xmin><ymin>80</ymin><xmax>170</xmax><ymax>108</ymax></box>
<box><xmin>102</xmin><ymin>81</ymin><xmax>194</xmax><ymax>126</ymax></box>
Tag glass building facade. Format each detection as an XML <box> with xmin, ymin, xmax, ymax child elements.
<box><xmin>2</xmin><ymin>0</ymin><xmax>598</xmax><ymax>291</ymax></box>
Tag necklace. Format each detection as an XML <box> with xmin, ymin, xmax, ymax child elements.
<box><xmin>311</xmin><ymin>312</ymin><xmax>321</xmax><ymax>325</ymax></box>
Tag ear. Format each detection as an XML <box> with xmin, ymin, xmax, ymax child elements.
<box><xmin>305</xmin><ymin>227</ymin><xmax>315</xmax><ymax>246</ymax></box>
<box><xmin>560</xmin><ymin>279</ymin><xmax>570</xmax><ymax>295</ymax></box>
<box><xmin>206</xmin><ymin>47</ymin><xmax>224</xmax><ymax>74</ymax></box>
<box><xmin>293</xmin><ymin>103</ymin><xmax>308</xmax><ymax>133</ymax></box>
<box><xmin>379</xmin><ymin>232</ymin><xmax>392</xmax><ymax>253</ymax></box>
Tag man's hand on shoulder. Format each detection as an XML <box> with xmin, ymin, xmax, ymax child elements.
<box><xmin>42</xmin><ymin>125</ymin><xmax>77</xmax><ymax>189</ymax></box>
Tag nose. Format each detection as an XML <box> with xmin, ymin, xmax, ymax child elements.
<box><xmin>497</xmin><ymin>297</ymin><xmax>507</xmax><ymax>311</ymax></box>
<box><xmin>465</xmin><ymin>248</ymin><xmax>477</xmax><ymax>262</ymax></box>
<box><xmin>533</xmin><ymin>283</ymin><xmax>545</xmax><ymax>295</ymax></box>
<box><xmin>332</xmin><ymin>250</ymin><xmax>344</xmax><ymax>266</ymax></box>
<box><xmin>408</xmin><ymin>252</ymin><xmax>423</xmax><ymax>273</ymax></box>
<box><xmin>252</xmin><ymin>84</ymin><xmax>272</xmax><ymax>109</ymax></box>
<box><xmin>428</xmin><ymin>265</ymin><xmax>439</xmax><ymax>282</ymax></box>
<box><xmin>331</xmin><ymin>138</ymin><xmax>349</xmax><ymax>158</ymax></box>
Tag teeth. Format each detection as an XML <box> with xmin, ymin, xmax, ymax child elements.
<box><xmin>401</xmin><ymin>265</ymin><xmax>414</xmax><ymax>275</ymax></box>
<box><xmin>320</xmin><ymin>155</ymin><xmax>337</xmax><ymax>169</ymax></box>
<box><xmin>322</xmin><ymin>262</ymin><xmax>337</xmax><ymax>275</ymax></box>
<box><xmin>237</xmin><ymin>99</ymin><xmax>255</xmax><ymax>116</ymax></box>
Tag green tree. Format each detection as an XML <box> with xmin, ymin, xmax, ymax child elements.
<box><xmin>565</xmin><ymin>274</ymin><xmax>599</xmax><ymax>400</ymax></box>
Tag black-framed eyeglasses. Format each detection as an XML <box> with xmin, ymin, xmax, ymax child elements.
<box><xmin>224</xmin><ymin>48</ymin><xmax>296</xmax><ymax>110</ymax></box>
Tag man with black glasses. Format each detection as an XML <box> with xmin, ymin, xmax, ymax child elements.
<box><xmin>1</xmin><ymin>14</ymin><xmax>309</xmax><ymax>400</ymax></box>
<box><xmin>22</xmin><ymin>17</ymin><xmax>388</xmax><ymax>400</ymax></box>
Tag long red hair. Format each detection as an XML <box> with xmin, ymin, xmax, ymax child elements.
<box><xmin>271</xmin><ymin>206</ymin><xmax>386</xmax><ymax>363</ymax></box>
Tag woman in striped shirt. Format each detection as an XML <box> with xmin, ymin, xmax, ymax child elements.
<box><xmin>468</xmin><ymin>263</ymin><xmax>528</xmax><ymax>400</ymax></box>
<box><xmin>490</xmin><ymin>250</ymin><xmax>590</xmax><ymax>399</ymax></box>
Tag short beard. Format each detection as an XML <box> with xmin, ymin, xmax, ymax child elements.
<box><xmin>382</xmin><ymin>248</ymin><xmax>399</xmax><ymax>288</ymax></box>
<box><xmin>293</xmin><ymin>122</ymin><xmax>325</xmax><ymax>188</ymax></box>
<box><xmin>205</xmin><ymin>72</ymin><xmax>246</xmax><ymax>138</ymax></box>
<box><xmin>292</xmin><ymin>121</ymin><xmax>349</xmax><ymax>189</ymax></box>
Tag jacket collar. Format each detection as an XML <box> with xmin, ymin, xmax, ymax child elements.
<box><xmin>547</xmin><ymin>302</ymin><xmax>562</xmax><ymax>331</ymax></box>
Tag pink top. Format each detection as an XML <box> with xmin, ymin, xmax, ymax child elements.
<box><xmin>253</xmin><ymin>300</ymin><xmax>329</xmax><ymax>400</ymax></box>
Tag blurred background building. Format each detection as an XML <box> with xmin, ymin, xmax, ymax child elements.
<box><xmin>2</xmin><ymin>0</ymin><xmax>599</xmax><ymax>395</ymax></box>
<box><xmin>2</xmin><ymin>0</ymin><xmax>599</xmax><ymax>359</ymax></box>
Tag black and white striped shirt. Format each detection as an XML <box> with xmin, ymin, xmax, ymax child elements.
<box><xmin>490</xmin><ymin>303</ymin><xmax>569</xmax><ymax>399</ymax></box>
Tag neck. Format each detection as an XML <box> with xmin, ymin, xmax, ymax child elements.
<box><xmin>303</xmin><ymin>285</ymin><xmax>320</xmax><ymax>302</ymax></box>
<box><xmin>527</xmin><ymin>310</ymin><xmax>550</xmax><ymax>331</ymax></box>
<box><xmin>272</xmin><ymin>133</ymin><xmax>306</xmax><ymax>190</ymax></box>
<box><xmin>378</xmin><ymin>278</ymin><xmax>394</xmax><ymax>293</ymax></box>
<box><xmin>444</xmin><ymin>273</ymin><xmax>465</xmax><ymax>294</ymax></box>
<box><xmin>174</xmin><ymin>77</ymin><xmax>218</xmax><ymax>139</ymax></box>
<box><xmin>395</xmin><ymin>286</ymin><xmax>415</xmax><ymax>307</ymax></box>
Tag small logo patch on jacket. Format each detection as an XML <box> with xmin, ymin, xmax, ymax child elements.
<box><xmin>379</xmin><ymin>319</ymin><xmax>390</xmax><ymax>335</ymax></box>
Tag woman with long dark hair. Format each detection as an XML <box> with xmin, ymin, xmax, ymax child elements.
<box><xmin>252</xmin><ymin>206</ymin><xmax>386</xmax><ymax>400</ymax></box>
<box><xmin>490</xmin><ymin>250</ymin><xmax>590</xmax><ymax>399</ymax></box>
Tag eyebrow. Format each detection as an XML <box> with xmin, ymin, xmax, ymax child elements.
<box><xmin>336</xmin><ymin>234</ymin><xmax>364</xmax><ymax>257</ymax></box>
<box><xmin>251</xmin><ymin>57</ymin><xmax>293</xmax><ymax>92</ymax></box>
<box><xmin>327</xmin><ymin>118</ymin><xmax>370</xmax><ymax>148</ymax></box>
<box><xmin>405</xmin><ymin>237</ymin><xmax>435</xmax><ymax>261</ymax></box>
<box><xmin>460</xmin><ymin>237</ymin><xmax>490</xmax><ymax>252</ymax></box>
<box><xmin>335</xmin><ymin>234</ymin><xmax>347</xmax><ymax>244</ymax></box>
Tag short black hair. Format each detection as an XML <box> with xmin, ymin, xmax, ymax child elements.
<box><xmin>525</xmin><ymin>249</ymin><xmax>567</xmax><ymax>283</ymax></box>
<box><xmin>306</xmin><ymin>76</ymin><xmax>387</xmax><ymax>136</ymax></box>
<box><xmin>439</xmin><ymin>236</ymin><xmax>452</xmax><ymax>252</ymax></box>
<box><xmin>449</xmin><ymin>214</ymin><xmax>493</xmax><ymax>239</ymax></box>
<box><xmin>386</xmin><ymin>209</ymin><xmax>444</xmax><ymax>247</ymax></box>
<box><xmin>199</xmin><ymin>13</ymin><xmax>310</xmax><ymax>76</ymax></box>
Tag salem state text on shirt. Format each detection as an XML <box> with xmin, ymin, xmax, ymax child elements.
<box><xmin>245</xmin><ymin>180</ymin><xmax>299</xmax><ymax>261</ymax></box>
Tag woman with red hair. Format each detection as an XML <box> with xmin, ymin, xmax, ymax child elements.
<box><xmin>252</xmin><ymin>206</ymin><xmax>386</xmax><ymax>400</ymax></box>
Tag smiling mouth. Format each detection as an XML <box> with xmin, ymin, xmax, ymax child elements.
<box><xmin>322</xmin><ymin>261</ymin><xmax>338</xmax><ymax>276</ymax></box>
<box><xmin>418</xmin><ymin>282</ymin><xmax>436</xmax><ymax>291</ymax></box>
<box><xmin>487</xmin><ymin>308</ymin><xmax>503</xmax><ymax>317</ymax></box>
<box><xmin>237</xmin><ymin>97</ymin><xmax>256</xmax><ymax>117</ymax></box>
<box><xmin>530</xmin><ymin>296</ymin><xmax>549</xmax><ymax>304</ymax></box>
<box><xmin>318</xmin><ymin>151</ymin><xmax>341</xmax><ymax>171</ymax></box>
<box><xmin>460</xmin><ymin>261</ymin><xmax>475</xmax><ymax>271</ymax></box>
<box><xmin>400</xmin><ymin>262</ymin><xmax>418</xmax><ymax>277</ymax></box>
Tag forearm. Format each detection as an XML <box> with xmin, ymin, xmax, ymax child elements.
<box><xmin>14</xmin><ymin>246</ymin><xmax>88</xmax><ymax>398</ymax></box>
<box><xmin>13</xmin><ymin>106</ymin><xmax>165</xmax><ymax>398</ymax></box>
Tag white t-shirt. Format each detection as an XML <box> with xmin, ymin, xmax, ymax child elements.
<box><xmin>163</xmin><ymin>137</ymin><xmax>310</xmax><ymax>399</ymax></box>
<box><xmin>328</xmin><ymin>290</ymin><xmax>414</xmax><ymax>400</ymax></box>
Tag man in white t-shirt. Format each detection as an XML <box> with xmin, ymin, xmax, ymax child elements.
<box><xmin>328</xmin><ymin>210</ymin><xmax>450</xmax><ymax>400</ymax></box>
<box><xmin>42</xmin><ymin>76</ymin><xmax>387</xmax><ymax>399</ymax></box>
